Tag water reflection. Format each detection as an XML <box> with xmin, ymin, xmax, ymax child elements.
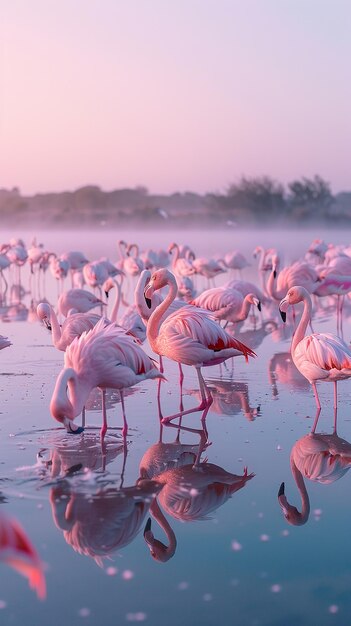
<box><xmin>278</xmin><ymin>409</ymin><xmax>351</xmax><ymax>525</ymax></box>
<box><xmin>187</xmin><ymin>378</ymin><xmax>260</xmax><ymax>420</ymax></box>
<box><xmin>142</xmin><ymin>425</ymin><xmax>254</xmax><ymax>561</ymax></box>
<box><xmin>268</xmin><ymin>351</ymin><xmax>309</xmax><ymax>398</ymax></box>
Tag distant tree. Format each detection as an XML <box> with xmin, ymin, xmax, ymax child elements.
<box><xmin>227</xmin><ymin>176</ymin><xmax>286</xmax><ymax>219</ymax></box>
<box><xmin>287</xmin><ymin>175</ymin><xmax>333</xmax><ymax>218</ymax></box>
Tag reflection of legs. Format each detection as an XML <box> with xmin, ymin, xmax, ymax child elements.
<box><xmin>120</xmin><ymin>390</ymin><xmax>128</xmax><ymax>438</ymax></box>
<box><xmin>333</xmin><ymin>406</ymin><xmax>338</xmax><ymax>434</ymax></box>
<box><xmin>100</xmin><ymin>389</ymin><xmax>107</xmax><ymax>440</ymax></box>
<box><xmin>81</xmin><ymin>406</ymin><xmax>86</xmax><ymax>429</ymax></box>
<box><xmin>311</xmin><ymin>382</ymin><xmax>321</xmax><ymax>409</ymax></box>
<box><xmin>311</xmin><ymin>407</ymin><xmax>321</xmax><ymax>434</ymax></box>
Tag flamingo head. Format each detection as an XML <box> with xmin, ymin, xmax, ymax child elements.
<box><xmin>144</xmin><ymin>269</ymin><xmax>176</xmax><ymax>300</ymax></box>
<box><xmin>247</xmin><ymin>294</ymin><xmax>261</xmax><ymax>311</ymax></box>
<box><xmin>36</xmin><ymin>302</ymin><xmax>52</xmax><ymax>330</ymax></box>
<box><xmin>279</xmin><ymin>286</ymin><xmax>309</xmax><ymax>321</ymax></box>
<box><xmin>278</xmin><ymin>482</ymin><xmax>307</xmax><ymax>526</ymax></box>
<box><xmin>143</xmin><ymin>518</ymin><xmax>175</xmax><ymax>563</ymax></box>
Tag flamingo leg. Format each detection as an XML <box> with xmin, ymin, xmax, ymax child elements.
<box><xmin>311</xmin><ymin>382</ymin><xmax>321</xmax><ymax>409</ymax></box>
<box><xmin>161</xmin><ymin>367</ymin><xmax>211</xmax><ymax>424</ymax></box>
<box><xmin>120</xmin><ymin>390</ymin><xmax>128</xmax><ymax>438</ymax></box>
<box><xmin>311</xmin><ymin>407</ymin><xmax>321</xmax><ymax>434</ymax></box>
<box><xmin>100</xmin><ymin>389</ymin><xmax>107</xmax><ymax>440</ymax></box>
<box><xmin>333</xmin><ymin>381</ymin><xmax>338</xmax><ymax>410</ymax></box>
<box><xmin>81</xmin><ymin>405</ymin><xmax>86</xmax><ymax>429</ymax></box>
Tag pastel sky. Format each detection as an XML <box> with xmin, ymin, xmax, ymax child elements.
<box><xmin>1</xmin><ymin>0</ymin><xmax>350</xmax><ymax>195</ymax></box>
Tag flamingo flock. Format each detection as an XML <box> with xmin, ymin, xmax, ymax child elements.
<box><xmin>3</xmin><ymin>233</ymin><xmax>351</xmax><ymax>598</ymax></box>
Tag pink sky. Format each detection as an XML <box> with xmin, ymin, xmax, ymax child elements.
<box><xmin>1</xmin><ymin>0</ymin><xmax>351</xmax><ymax>195</ymax></box>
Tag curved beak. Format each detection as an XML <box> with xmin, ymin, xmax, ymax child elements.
<box><xmin>279</xmin><ymin>297</ymin><xmax>289</xmax><ymax>322</ymax></box>
<box><xmin>143</xmin><ymin>517</ymin><xmax>153</xmax><ymax>542</ymax></box>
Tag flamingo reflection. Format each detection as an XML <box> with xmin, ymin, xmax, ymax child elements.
<box><xmin>187</xmin><ymin>379</ymin><xmax>260</xmax><ymax>421</ymax></box>
<box><xmin>142</xmin><ymin>426</ymin><xmax>254</xmax><ymax>561</ymax></box>
<box><xmin>278</xmin><ymin>408</ymin><xmax>351</xmax><ymax>526</ymax></box>
<box><xmin>268</xmin><ymin>352</ymin><xmax>309</xmax><ymax>398</ymax></box>
<box><xmin>49</xmin><ymin>444</ymin><xmax>162</xmax><ymax>566</ymax></box>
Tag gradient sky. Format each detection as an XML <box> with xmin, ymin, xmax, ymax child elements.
<box><xmin>1</xmin><ymin>0</ymin><xmax>351</xmax><ymax>195</ymax></box>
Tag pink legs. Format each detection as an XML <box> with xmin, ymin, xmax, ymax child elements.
<box><xmin>161</xmin><ymin>366</ymin><xmax>213</xmax><ymax>424</ymax></box>
<box><xmin>100</xmin><ymin>388</ymin><xmax>128</xmax><ymax>441</ymax></box>
<box><xmin>311</xmin><ymin>382</ymin><xmax>321</xmax><ymax>409</ymax></box>
<box><xmin>311</xmin><ymin>380</ymin><xmax>338</xmax><ymax>411</ymax></box>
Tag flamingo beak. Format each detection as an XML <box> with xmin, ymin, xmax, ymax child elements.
<box><xmin>143</xmin><ymin>517</ymin><xmax>153</xmax><ymax>544</ymax></box>
<box><xmin>257</xmin><ymin>301</ymin><xmax>262</xmax><ymax>312</ymax></box>
<box><xmin>144</xmin><ymin>282</ymin><xmax>153</xmax><ymax>309</ymax></box>
<box><xmin>279</xmin><ymin>298</ymin><xmax>289</xmax><ymax>322</ymax></box>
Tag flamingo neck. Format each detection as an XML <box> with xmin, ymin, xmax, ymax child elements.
<box><xmin>147</xmin><ymin>276</ymin><xmax>177</xmax><ymax>350</ymax></box>
<box><xmin>266</xmin><ymin>265</ymin><xmax>282</xmax><ymax>301</ymax></box>
<box><xmin>170</xmin><ymin>244</ymin><xmax>179</xmax><ymax>270</ymax></box>
<box><xmin>291</xmin><ymin>293</ymin><xmax>312</xmax><ymax>355</ymax></box>
<box><xmin>51</xmin><ymin>368</ymin><xmax>86</xmax><ymax>421</ymax></box>
<box><xmin>290</xmin><ymin>457</ymin><xmax>310</xmax><ymax>523</ymax></box>
<box><xmin>149</xmin><ymin>499</ymin><xmax>177</xmax><ymax>558</ymax></box>
<box><xmin>257</xmin><ymin>247</ymin><xmax>265</xmax><ymax>272</ymax></box>
<box><xmin>50</xmin><ymin>489</ymin><xmax>74</xmax><ymax>531</ymax></box>
<box><xmin>118</xmin><ymin>240</ymin><xmax>127</xmax><ymax>260</ymax></box>
<box><xmin>109</xmin><ymin>277</ymin><xmax>123</xmax><ymax>323</ymax></box>
<box><xmin>46</xmin><ymin>306</ymin><xmax>63</xmax><ymax>349</ymax></box>
<box><xmin>236</xmin><ymin>295</ymin><xmax>253</xmax><ymax>322</ymax></box>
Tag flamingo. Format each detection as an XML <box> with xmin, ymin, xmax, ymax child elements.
<box><xmin>168</xmin><ymin>243</ymin><xmax>196</xmax><ymax>278</ymax></box>
<box><xmin>190</xmin><ymin>286</ymin><xmax>261</xmax><ymax>326</ymax></box>
<box><xmin>279</xmin><ymin>285</ymin><xmax>351</xmax><ymax>409</ymax></box>
<box><xmin>50</xmin><ymin>318</ymin><xmax>164</xmax><ymax>436</ymax></box>
<box><xmin>143</xmin><ymin>451</ymin><xmax>254</xmax><ymax>561</ymax></box>
<box><xmin>144</xmin><ymin>269</ymin><xmax>256</xmax><ymax>423</ymax></box>
<box><xmin>0</xmin><ymin>509</ymin><xmax>46</xmax><ymax>599</ymax></box>
<box><xmin>267</xmin><ymin>255</ymin><xmax>320</xmax><ymax>302</ymax></box>
<box><xmin>57</xmin><ymin>288</ymin><xmax>106</xmax><ymax>317</ymax></box>
<box><xmin>278</xmin><ymin>408</ymin><xmax>351</xmax><ymax>526</ymax></box>
<box><xmin>50</xmin><ymin>475</ymin><xmax>162</xmax><ymax>565</ymax></box>
<box><xmin>222</xmin><ymin>250</ymin><xmax>250</xmax><ymax>275</ymax></box>
<box><xmin>37</xmin><ymin>302</ymin><xmax>101</xmax><ymax>351</ymax></box>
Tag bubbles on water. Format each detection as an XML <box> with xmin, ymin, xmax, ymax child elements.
<box><xmin>178</xmin><ymin>582</ymin><xmax>189</xmax><ymax>590</ymax></box>
<box><xmin>78</xmin><ymin>608</ymin><xmax>91</xmax><ymax>617</ymax></box>
<box><xmin>122</xmin><ymin>570</ymin><xmax>134</xmax><ymax>581</ymax></box>
<box><xmin>231</xmin><ymin>540</ymin><xmax>242</xmax><ymax>551</ymax></box>
<box><xmin>270</xmin><ymin>584</ymin><xmax>281</xmax><ymax>593</ymax></box>
<box><xmin>126</xmin><ymin>613</ymin><xmax>147</xmax><ymax>622</ymax></box>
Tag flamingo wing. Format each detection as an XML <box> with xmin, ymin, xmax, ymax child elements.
<box><xmin>295</xmin><ymin>333</ymin><xmax>351</xmax><ymax>372</ymax></box>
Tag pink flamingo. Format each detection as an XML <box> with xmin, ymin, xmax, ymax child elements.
<box><xmin>222</xmin><ymin>250</ymin><xmax>250</xmax><ymax>275</ymax></box>
<box><xmin>37</xmin><ymin>302</ymin><xmax>101</xmax><ymax>351</ymax></box>
<box><xmin>0</xmin><ymin>509</ymin><xmax>46</xmax><ymax>599</ymax></box>
<box><xmin>168</xmin><ymin>243</ymin><xmax>196</xmax><ymax>278</ymax></box>
<box><xmin>50</xmin><ymin>318</ymin><xmax>164</xmax><ymax>436</ymax></box>
<box><xmin>190</xmin><ymin>286</ymin><xmax>261</xmax><ymax>326</ymax></box>
<box><xmin>144</xmin><ymin>269</ymin><xmax>256</xmax><ymax>423</ymax></box>
<box><xmin>50</xmin><ymin>476</ymin><xmax>162</xmax><ymax>566</ymax></box>
<box><xmin>267</xmin><ymin>255</ymin><xmax>320</xmax><ymax>302</ymax></box>
<box><xmin>279</xmin><ymin>285</ymin><xmax>351</xmax><ymax>409</ymax></box>
<box><xmin>57</xmin><ymin>288</ymin><xmax>106</xmax><ymax>317</ymax></box>
<box><xmin>278</xmin><ymin>408</ymin><xmax>351</xmax><ymax>525</ymax></box>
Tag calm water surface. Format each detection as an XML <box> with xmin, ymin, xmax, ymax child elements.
<box><xmin>1</xmin><ymin>227</ymin><xmax>351</xmax><ymax>626</ymax></box>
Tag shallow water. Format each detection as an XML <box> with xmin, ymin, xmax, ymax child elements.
<box><xmin>1</xmin><ymin>227</ymin><xmax>351</xmax><ymax>626</ymax></box>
